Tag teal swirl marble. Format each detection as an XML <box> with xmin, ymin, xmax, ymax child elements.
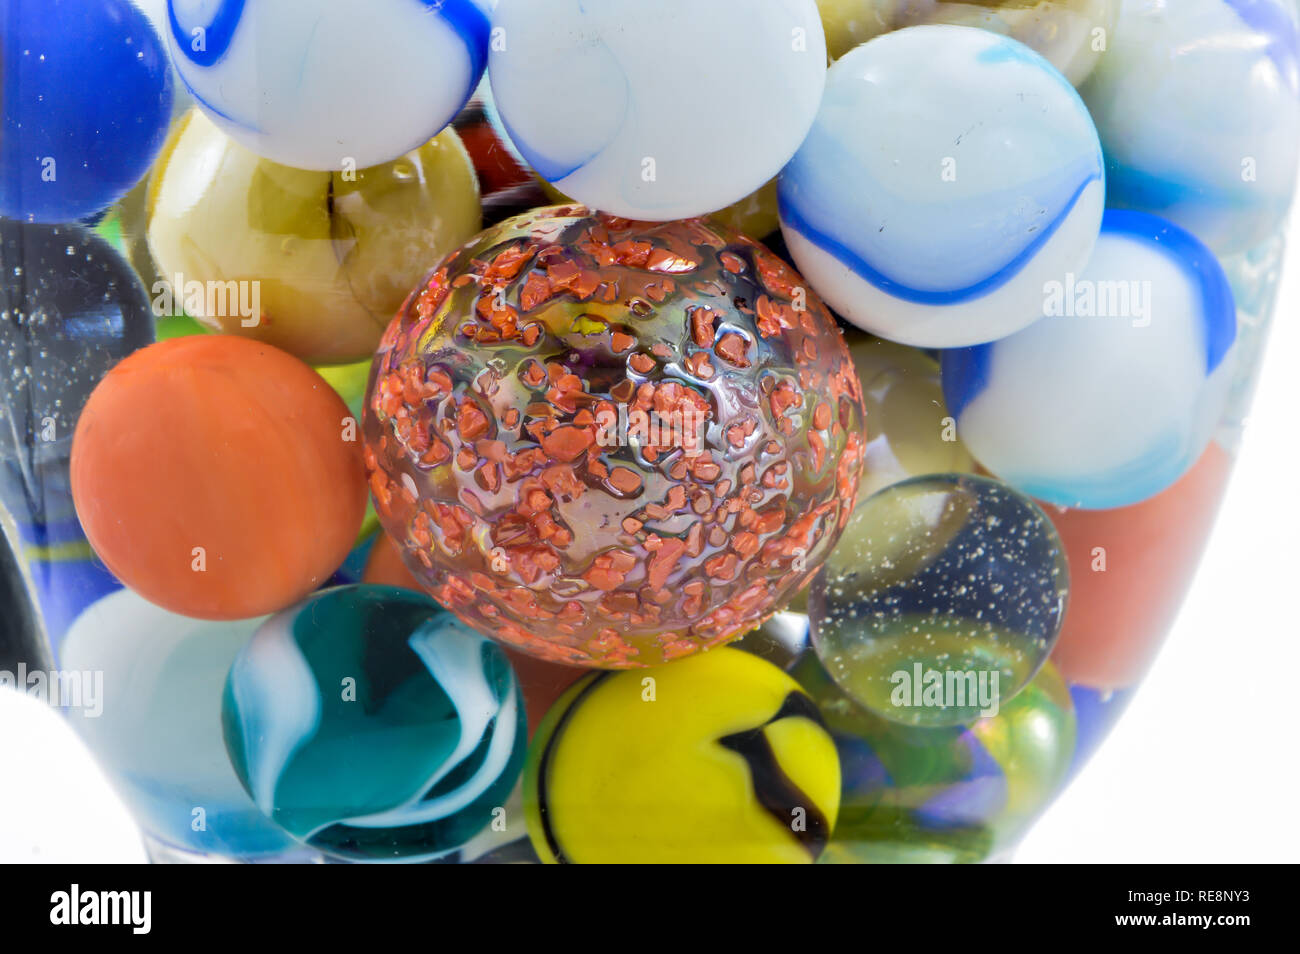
<box><xmin>222</xmin><ymin>584</ymin><xmax>526</xmax><ymax>862</ymax></box>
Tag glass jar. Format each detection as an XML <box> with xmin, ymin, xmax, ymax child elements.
<box><xmin>1</xmin><ymin>0</ymin><xmax>1297</xmax><ymax>864</ymax></box>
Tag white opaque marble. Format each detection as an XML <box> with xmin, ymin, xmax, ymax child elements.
<box><xmin>488</xmin><ymin>0</ymin><xmax>826</xmax><ymax>220</ymax></box>
<box><xmin>165</xmin><ymin>0</ymin><xmax>491</xmax><ymax>170</ymax></box>
<box><xmin>941</xmin><ymin>210</ymin><xmax>1238</xmax><ymax>509</ymax></box>
<box><xmin>779</xmin><ymin>25</ymin><xmax>1105</xmax><ymax>348</ymax></box>
<box><xmin>60</xmin><ymin>589</ymin><xmax>300</xmax><ymax>859</ymax></box>
<box><xmin>1081</xmin><ymin>0</ymin><xmax>1300</xmax><ymax>256</ymax></box>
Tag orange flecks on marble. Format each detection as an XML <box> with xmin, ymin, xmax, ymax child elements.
<box><xmin>363</xmin><ymin>208</ymin><xmax>866</xmax><ymax>667</ymax></box>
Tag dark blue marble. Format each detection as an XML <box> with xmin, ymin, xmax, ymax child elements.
<box><xmin>0</xmin><ymin>0</ymin><xmax>173</xmax><ymax>223</ymax></box>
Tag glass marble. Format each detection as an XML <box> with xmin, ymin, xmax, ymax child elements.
<box><xmin>0</xmin><ymin>226</ymin><xmax>146</xmax><ymax>652</ymax></box>
<box><xmin>146</xmin><ymin>109</ymin><xmax>481</xmax><ymax>364</ymax></box>
<box><xmin>221</xmin><ymin>585</ymin><xmax>526</xmax><ymax>863</ymax></box>
<box><xmin>453</xmin><ymin>81</ymin><xmax>541</xmax><ymax>220</ymax></box>
<box><xmin>779</xmin><ymin>26</ymin><xmax>1105</xmax><ymax>347</ymax></box>
<box><xmin>1</xmin><ymin>222</ymin><xmax>155</xmax><ymax>529</ymax></box>
<box><xmin>523</xmin><ymin>647</ymin><xmax>841</xmax><ymax>864</ymax></box>
<box><xmin>810</xmin><ymin>474</ymin><xmax>1069</xmax><ymax>727</ymax></box>
<box><xmin>0</xmin><ymin>0</ymin><xmax>173</xmax><ymax>223</ymax></box>
<box><xmin>1081</xmin><ymin>0</ymin><xmax>1300</xmax><ymax>256</ymax></box>
<box><xmin>733</xmin><ymin>610</ymin><xmax>815</xmax><ymax>671</ymax></box>
<box><xmin>360</xmin><ymin>529</ymin><xmax>591</xmax><ymax>737</ymax></box>
<box><xmin>0</xmin><ymin>508</ymin><xmax>48</xmax><ymax>674</ymax></box>
<box><xmin>541</xmin><ymin>177</ymin><xmax>785</xmax><ymax>244</ymax></box>
<box><xmin>791</xmin><ymin>651</ymin><xmax>1076</xmax><ymax>864</ymax></box>
<box><xmin>1066</xmin><ymin>683</ymin><xmax>1132</xmax><ymax>779</ymax></box>
<box><xmin>9</xmin><ymin>523</ymin><xmax>123</xmax><ymax>660</ymax></box>
<box><xmin>163</xmin><ymin>0</ymin><xmax>490</xmax><ymax>171</ymax></box>
<box><xmin>446</xmin><ymin>783</ymin><xmax>539</xmax><ymax>864</ymax></box>
<box><xmin>70</xmin><ymin>335</ymin><xmax>368</xmax><ymax>620</ymax></box>
<box><xmin>847</xmin><ymin>334</ymin><xmax>975</xmax><ymax>499</ymax></box>
<box><xmin>1046</xmin><ymin>442</ymin><xmax>1233</xmax><ymax>690</ymax></box>
<box><xmin>942</xmin><ymin>210</ymin><xmax>1238</xmax><ymax>510</ymax></box>
<box><xmin>487</xmin><ymin>0</ymin><xmax>827</xmax><ymax>220</ymax></box>
<box><xmin>1218</xmin><ymin>229</ymin><xmax>1290</xmax><ymax>446</ymax></box>
<box><xmin>364</xmin><ymin>207</ymin><xmax>867</xmax><ymax>667</ymax></box>
<box><xmin>60</xmin><ymin>588</ymin><xmax>304</xmax><ymax>860</ymax></box>
<box><xmin>816</xmin><ymin>0</ymin><xmax>1119</xmax><ymax>85</ymax></box>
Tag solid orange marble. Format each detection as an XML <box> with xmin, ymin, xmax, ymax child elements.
<box><xmin>363</xmin><ymin>531</ymin><xmax>587</xmax><ymax>733</ymax></box>
<box><xmin>71</xmin><ymin>335</ymin><xmax>367</xmax><ymax>620</ymax></box>
<box><xmin>1045</xmin><ymin>442</ymin><xmax>1233</xmax><ymax>690</ymax></box>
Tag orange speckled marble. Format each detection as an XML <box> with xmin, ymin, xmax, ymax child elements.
<box><xmin>365</xmin><ymin>207</ymin><xmax>866</xmax><ymax>667</ymax></box>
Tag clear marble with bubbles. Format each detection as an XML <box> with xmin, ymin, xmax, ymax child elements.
<box><xmin>221</xmin><ymin>585</ymin><xmax>526</xmax><ymax>863</ymax></box>
<box><xmin>1080</xmin><ymin>0</ymin><xmax>1300</xmax><ymax>256</ymax></box>
<box><xmin>809</xmin><ymin>474</ymin><xmax>1069</xmax><ymax>728</ymax></box>
<box><xmin>779</xmin><ymin>25</ymin><xmax>1105</xmax><ymax>348</ymax></box>
<box><xmin>0</xmin><ymin>222</ymin><xmax>154</xmax><ymax>528</ymax></box>
<box><xmin>942</xmin><ymin>210</ymin><xmax>1239</xmax><ymax>510</ymax></box>
<box><xmin>163</xmin><ymin>0</ymin><xmax>491</xmax><ymax>170</ymax></box>
<box><xmin>487</xmin><ymin>0</ymin><xmax>827</xmax><ymax>220</ymax></box>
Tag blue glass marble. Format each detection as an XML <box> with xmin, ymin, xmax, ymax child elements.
<box><xmin>791</xmin><ymin>652</ymin><xmax>1077</xmax><ymax>864</ymax></box>
<box><xmin>779</xmin><ymin>24</ymin><xmax>1104</xmax><ymax>347</ymax></box>
<box><xmin>942</xmin><ymin>210</ymin><xmax>1238</xmax><ymax>510</ymax></box>
<box><xmin>222</xmin><ymin>584</ymin><xmax>527</xmax><ymax>862</ymax></box>
<box><xmin>1081</xmin><ymin>0</ymin><xmax>1300</xmax><ymax>255</ymax></box>
<box><xmin>0</xmin><ymin>0</ymin><xmax>173</xmax><ymax>223</ymax></box>
<box><xmin>60</xmin><ymin>588</ymin><xmax>305</xmax><ymax>860</ymax></box>
<box><xmin>809</xmin><ymin>474</ymin><xmax>1069</xmax><ymax>728</ymax></box>
<box><xmin>165</xmin><ymin>0</ymin><xmax>490</xmax><ymax>171</ymax></box>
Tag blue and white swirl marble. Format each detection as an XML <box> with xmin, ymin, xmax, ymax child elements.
<box><xmin>778</xmin><ymin>25</ymin><xmax>1105</xmax><ymax>348</ymax></box>
<box><xmin>941</xmin><ymin>210</ymin><xmax>1238</xmax><ymax>510</ymax></box>
<box><xmin>487</xmin><ymin>0</ymin><xmax>826</xmax><ymax>220</ymax></box>
<box><xmin>222</xmin><ymin>585</ymin><xmax>526</xmax><ymax>863</ymax></box>
<box><xmin>1081</xmin><ymin>0</ymin><xmax>1300</xmax><ymax>256</ymax></box>
<box><xmin>164</xmin><ymin>0</ymin><xmax>490</xmax><ymax>170</ymax></box>
<box><xmin>60</xmin><ymin>589</ymin><xmax>303</xmax><ymax>861</ymax></box>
